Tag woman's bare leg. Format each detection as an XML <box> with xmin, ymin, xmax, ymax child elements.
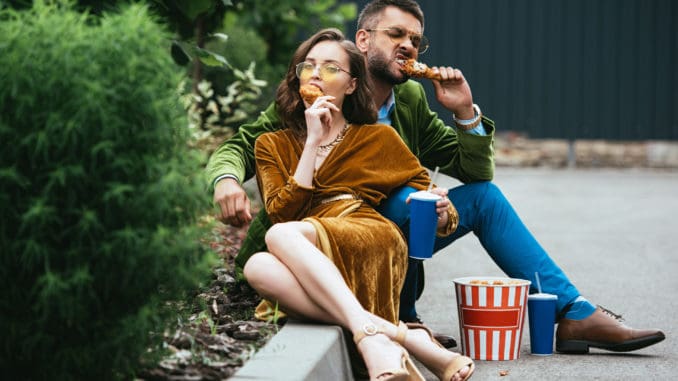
<box><xmin>262</xmin><ymin>221</ymin><xmax>368</xmax><ymax>328</ymax></box>
<box><xmin>245</xmin><ymin>221</ymin><xmax>410</xmax><ymax>380</ymax></box>
<box><xmin>244</xmin><ymin>252</ymin><xmax>337</xmax><ymax>323</ymax></box>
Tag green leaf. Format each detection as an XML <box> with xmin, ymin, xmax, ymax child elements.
<box><xmin>76</xmin><ymin>208</ymin><xmax>103</xmax><ymax>235</ymax></box>
<box><xmin>171</xmin><ymin>40</ymin><xmax>191</xmax><ymax>66</ymax></box>
<box><xmin>211</xmin><ymin>32</ymin><xmax>229</xmax><ymax>42</ymax></box>
<box><xmin>0</xmin><ymin>166</ymin><xmax>29</xmax><ymax>188</ymax></box>
<box><xmin>20</xmin><ymin>197</ymin><xmax>58</xmax><ymax>230</ymax></box>
<box><xmin>102</xmin><ymin>183</ymin><xmax>135</xmax><ymax>204</ymax></box>
<box><xmin>91</xmin><ymin>140</ymin><xmax>115</xmax><ymax>159</ymax></box>
<box><xmin>194</xmin><ymin>46</ymin><xmax>229</xmax><ymax>68</ymax></box>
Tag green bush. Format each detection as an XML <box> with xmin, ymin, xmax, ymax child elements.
<box><xmin>0</xmin><ymin>3</ymin><xmax>216</xmax><ymax>379</ymax></box>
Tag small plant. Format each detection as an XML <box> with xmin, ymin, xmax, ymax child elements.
<box><xmin>271</xmin><ymin>300</ymin><xmax>281</xmax><ymax>325</ymax></box>
<box><xmin>198</xmin><ymin>310</ymin><xmax>218</xmax><ymax>336</ymax></box>
<box><xmin>180</xmin><ymin>62</ymin><xmax>267</xmax><ymax>153</ymax></box>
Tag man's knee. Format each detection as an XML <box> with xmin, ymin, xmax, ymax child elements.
<box><xmin>455</xmin><ymin>181</ymin><xmax>505</xmax><ymax>204</ymax></box>
<box><xmin>482</xmin><ymin>181</ymin><xmax>503</xmax><ymax>197</ymax></box>
<box><xmin>478</xmin><ymin>182</ymin><xmax>511</xmax><ymax>210</ymax></box>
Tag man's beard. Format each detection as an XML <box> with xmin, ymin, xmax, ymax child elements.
<box><xmin>367</xmin><ymin>50</ymin><xmax>408</xmax><ymax>85</ymax></box>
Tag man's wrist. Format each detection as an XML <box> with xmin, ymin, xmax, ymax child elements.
<box><xmin>453</xmin><ymin>104</ymin><xmax>482</xmax><ymax>131</ymax></box>
<box><xmin>213</xmin><ymin>174</ymin><xmax>240</xmax><ymax>188</ymax></box>
<box><xmin>453</xmin><ymin>104</ymin><xmax>476</xmax><ymax>120</ymax></box>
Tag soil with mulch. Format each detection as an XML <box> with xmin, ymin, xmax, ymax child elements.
<box><xmin>137</xmin><ymin>210</ymin><xmax>281</xmax><ymax>380</ymax></box>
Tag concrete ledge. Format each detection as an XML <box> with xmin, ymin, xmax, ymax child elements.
<box><xmin>230</xmin><ymin>321</ymin><xmax>355</xmax><ymax>381</ymax></box>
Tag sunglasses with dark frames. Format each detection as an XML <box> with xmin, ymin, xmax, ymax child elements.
<box><xmin>365</xmin><ymin>27</ymin><xmax>429</xmax><ymax>54</ymax></box>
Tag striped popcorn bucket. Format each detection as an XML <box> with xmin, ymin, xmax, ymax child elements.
<box><xmin>453</xmin><ymin>277</ymin><xmax>531</xmax><ymax>361</ymax></box>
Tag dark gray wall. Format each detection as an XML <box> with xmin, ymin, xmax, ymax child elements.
<box><xmin>346</xmin><ymin>0</ymin><xmax>677</xmax><ymax>140</ymax></box>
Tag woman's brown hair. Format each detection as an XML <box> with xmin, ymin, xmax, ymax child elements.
<box><xmin>275</xmin><ymin>28</ymin><xmax>377</xmax><ymax>137</ymax></box>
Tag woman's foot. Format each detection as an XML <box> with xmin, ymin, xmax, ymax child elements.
<box><xmin>353</xmin><ymin>323</ymin><xmax>417</xmax><ymax>381</ymax></box>
<box><xmin>385</xmin><ymin>322</ymin><xmax>474</xmax><ymax>381</ymax></box>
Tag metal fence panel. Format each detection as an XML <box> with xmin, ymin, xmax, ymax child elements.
<box><xmin>346</xmin><ymin>0</ymin><xmax>677</xmax><ymax>140</ymax></box>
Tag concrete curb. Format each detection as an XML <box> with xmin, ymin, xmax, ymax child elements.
<box><xmin>230</xmin><ymin>321</ymin><xmax>355</xmax><ymax>381</ymax></box>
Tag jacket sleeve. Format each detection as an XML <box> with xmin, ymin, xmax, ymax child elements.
<box><xmin>204</xmin><ymin>102</ymin><xmax>280</xmax><ymax>191</ymax></box>
<box><xmin>394</xmin><ymin>82</ymin><xmax>496</xmax><ymax>183</ymax></box>
<box><xmin>254</xmin><ymin>134</ymin><xmax>313</xmax><ymax>223</ymax></box>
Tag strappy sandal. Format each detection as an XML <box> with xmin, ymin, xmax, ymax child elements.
<box><xmin>394</xmin><ymin>322</ymin><xmax>475</xmax><ymax>381</ymax></box>
<box><xmin>353</xmin><ymin>323</ymin><xmax>424</xmax><ymax>381</ymax></box>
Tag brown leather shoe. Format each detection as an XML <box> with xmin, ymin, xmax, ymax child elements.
<box><xmin>432</xmin><ymin>333</ymin><xmax>457</xmax><ymax>349</ymax></box>
<box><xmin>556</xmin><ymin>306</ymin><xmax>665</xmax><ymax>353</ymax></box>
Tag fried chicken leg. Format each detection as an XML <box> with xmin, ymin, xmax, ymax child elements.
<box><xmin>399</xmin><ymin>58</ymin><xmax>443</xmax><ymax>81</ymax></box>
<box><xmin>299</xmin><ymin>84</ymin><xmax>324</xmax><ymax>104</ymax></box>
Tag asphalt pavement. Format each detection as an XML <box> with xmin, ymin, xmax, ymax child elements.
<box><xmin>413</xmin><ymin>167</ymin><xmax>678</xmax><ymax>380</ymax></box>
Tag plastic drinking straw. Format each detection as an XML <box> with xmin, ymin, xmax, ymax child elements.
<box><xmin>427</xmin><ymin>166</ymin><xmax>440</xmax><ymax>192</ymax></box>
<box><xmin>535</xmin><ymin>271</ymin><xmax>543</xmax><ymax>294</ymax></box>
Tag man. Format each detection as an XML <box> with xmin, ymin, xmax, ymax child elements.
<box><xmin>206</xmin><ymin>0</ymin><xmax>665</xmax><ymax>353</ymax></box>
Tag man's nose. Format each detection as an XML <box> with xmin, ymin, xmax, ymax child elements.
<box><xmin>399</xmin><ymin>36</ymin><xmax>417</xmax><ymax>53</ymax></box>
<box><xmin>398</xmin><ymin>43</ymin><xmax>417</xmax><ymax>58</ymax></box>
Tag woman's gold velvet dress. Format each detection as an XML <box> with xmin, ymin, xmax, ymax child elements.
<box><xmin>254</xmin><ymin>123</ymin><xmax>431</xmax><ymax>323</ymax></box>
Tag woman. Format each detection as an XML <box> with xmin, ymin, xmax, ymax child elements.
<box><xmin>244</xmin><ymin>28</ymin><xmax>474</xmax><ymax>381</ymax></box>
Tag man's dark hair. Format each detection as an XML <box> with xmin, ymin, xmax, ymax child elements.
<box><xmin>357</xmin><ymin>0</ymin><xmax>425</xmax><ymax>30</ymax></box>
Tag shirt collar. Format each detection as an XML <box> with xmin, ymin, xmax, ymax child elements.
<box><xmin>377</xmin><ymin>90</ymin><xmax>396</xmax><ymax>125</ymax></box>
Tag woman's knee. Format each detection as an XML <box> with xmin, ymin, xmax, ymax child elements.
<box><xmin>265</xmin><ymin>221</ymin><xmax>314</xmax><ymax>251</ymax></box>
<box><xmin>265</xmin><ymin>223</ymin><xmax>291</xmax><ymax>252</ymax></box>
<box><xmin>243</xmin><ymin>252</ymin><xmax>278</xmax><ymax>290</ymax></box>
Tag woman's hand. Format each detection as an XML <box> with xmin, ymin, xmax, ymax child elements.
<box><xmin>304</xmin><ymin>95</ymin><xmax>339</xmax><ymax>147</ymax></box>
<box><xmin>429</xmin><ymin>187</ymin><xmax>451</xmax><ymax>229</ymax></box>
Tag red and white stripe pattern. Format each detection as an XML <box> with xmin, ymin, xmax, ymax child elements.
<box><xmin>454</xmin><ymin>277</ymin><xmax>530</xmax><ymax>361</ymax></box>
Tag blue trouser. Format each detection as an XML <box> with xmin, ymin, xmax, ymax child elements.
<box><xmin>382</xmin><ymin>182</ymin><xmax>581</xmax><ymax>322</ymax></box>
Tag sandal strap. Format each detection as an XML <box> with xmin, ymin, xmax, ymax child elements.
<box><xmin>393</xmin><ymin>321</ymin><xmax>408</xmax><ymax>345</ymax></box>
<box><xmin>443</xmin><ymin>355</ymin><xmax>475</xmax><ymax>381</ymax></box>
<box><xmin>404</xmin><ymin>322</ymin><xmax>445</xmax><ymax>349</ymax></box>
<box><xmin>404</xmin><ymin>322</ymin><xmax>434</xmax><ymax>339</ymax></box>
<box><xmin>353</xmin><ymin>323</ymin><xmax>381</xmax><ymax>345</ymax></box>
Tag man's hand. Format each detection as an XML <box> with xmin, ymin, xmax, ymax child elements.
<box><xmin>430</xmin><ymin>66</ymin><xmax>475</xmax><ymax>119</ymax></box>
<box><xmin>213</xmin><ymin>177</ymin><xmax>252</xmax><ymax>227</ymax></box>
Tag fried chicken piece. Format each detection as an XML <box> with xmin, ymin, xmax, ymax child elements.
<box><xmin>299</xmin><ymin>84</ymin><xmax>324</xmax><ymax>104</ymax></box>
<box><xmin>470</xmin><ymin>280</ymin><xmax>490</xmax><ymax>285</ymax></box>
<box><xmin>400</xmin><ymin>58</ymin><xmax>443</xmax><ymax>80</ymax></box>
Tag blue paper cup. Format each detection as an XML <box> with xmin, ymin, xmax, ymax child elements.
<box><xmin>527</xmin><ymin>293</ymin><xmax>558</xmax><ymax>355</ymax></box>
<box><xmin>408</xmin><ymin>190</ymin><xmax>441</xmax><ymax>260</ymax></box>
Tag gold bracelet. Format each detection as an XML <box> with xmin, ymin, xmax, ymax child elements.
<box><xmin>436</xmin><ymin>201</ymin><xmax>459</xmax><ymax>237</ymax></box>
<box><xmin>453</xmin><ymin>104</ymin><xmax>482</xmax><ymax>131</ymax></box>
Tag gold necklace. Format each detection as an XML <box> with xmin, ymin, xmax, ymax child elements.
<box><xmin>317</xmin><ymin>124</ymin><xmax>349</xmax><ymax>154</ymax></box>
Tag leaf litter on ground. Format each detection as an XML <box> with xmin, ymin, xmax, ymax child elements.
<box><xmin>137</xmin><ymin>211</ymin><xmax>281</xmax><ymax>380</ymax></box>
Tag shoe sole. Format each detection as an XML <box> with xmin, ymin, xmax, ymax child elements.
<box><xmin>556</xmin><ymin>332</ymin><xmax>666</xmax><ymax>353</ymax></box>
<box><xmin>433</xmin><ymin>335</ymin><xmax>457</xmax><ymax>349</ymax></box>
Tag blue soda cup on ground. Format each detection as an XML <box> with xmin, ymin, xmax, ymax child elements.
<box><xmin>527</xmin><ymin>293</ymin><xmax>558</xmax><ymax>355</ymax></box>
